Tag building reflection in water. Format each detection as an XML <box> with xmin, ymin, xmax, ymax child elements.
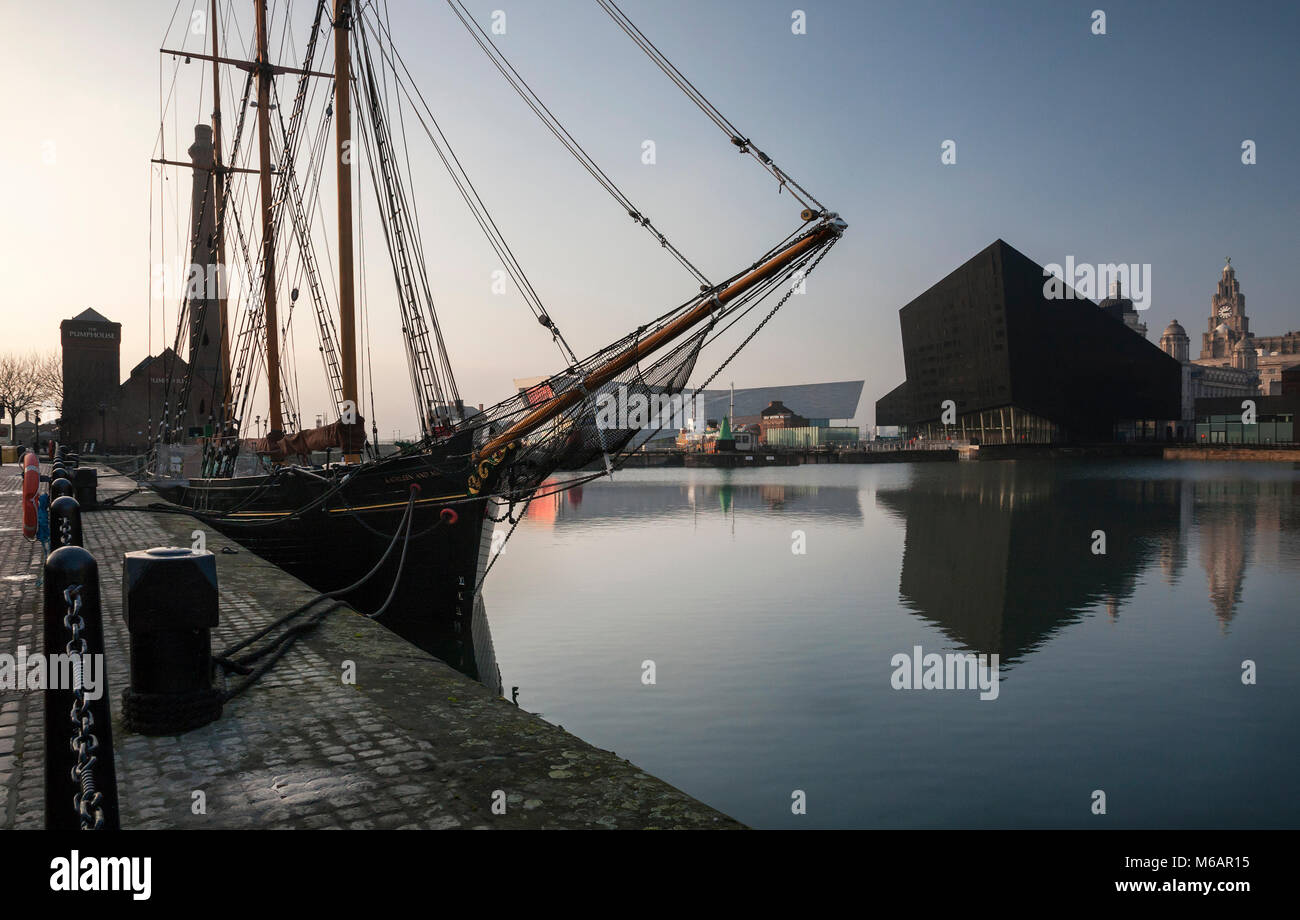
<box><xmin>875</xmin><ymin>463</ymin><xmax>1295</xmax><ymax>662</ymax></box>
<box><xmin>498</xmin><ymin>466</ymin><xmax>1293</xmax><ymax>671</ymax></box>
<box><xmin>518</xmin><ymin>473</ymin><xmax>867</xmax><ymax>527</ymax></box>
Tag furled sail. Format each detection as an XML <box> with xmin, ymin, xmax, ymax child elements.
<box><xmin>252</xmin><ymin>418</ymin><xmax>367</xmax><ymax>461</ymax></box>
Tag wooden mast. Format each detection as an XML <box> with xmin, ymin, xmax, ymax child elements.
<box><xmin>210</xmin><ymin>0</ymin><xmax>232</xmax><ymax>424</ymax></box>
<box><xmin>477</xmin><ymin>221</ymin><xmax>843</xmax><ymax>458</ymax></box>
<box><xmin>253</xmin><ymin>0</ymin><xmax>284</xmax><ymax>438</ymax></box>
<box><xmin>334</xmin><ymin>0</ymin><xmax>360</xmax><ymax>462</ymax></box>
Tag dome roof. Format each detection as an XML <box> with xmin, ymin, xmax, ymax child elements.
<box><xmin>1162</xmin><ymin>320</ymin><xmax>1187</xmax><ymax>337</ymax></box>
<box><xmin>1233</xmin><ymin>338</ymin><xmax>1251</xmax><ymax>352</ymax></box>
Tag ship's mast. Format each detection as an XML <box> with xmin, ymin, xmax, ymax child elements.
<box><xmin>333</xmin><ymin>0</ymin><xmax>360</xmax><ymax>462</ymax></box>
<box><xmin>254</xmin><ymin>0</ymin><xmax>284</xmax><ymax>437</ymax></box>
<box><xmin>210</xmin><ymin>0</ymin><xmax>231</xmax><ymax>422</ymax></box>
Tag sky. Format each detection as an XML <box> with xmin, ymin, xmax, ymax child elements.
<box><xmin>0</xmin><ymin>0</ymin><xmax>1296</xmax><ymax>434</ymax></box>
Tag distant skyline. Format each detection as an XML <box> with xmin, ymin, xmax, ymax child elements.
<box><xmin>1</xmin><ymin>0</ymin><xmax>1296</xmax><ymax>433</ymax></box>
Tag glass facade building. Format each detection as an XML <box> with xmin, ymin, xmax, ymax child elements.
<box><xmin>1193</xmin><ymin>395</ymin><xmax>1298</xmax><ymax>444</ymax></box>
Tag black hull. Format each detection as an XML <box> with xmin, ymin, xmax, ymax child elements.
<box><xmin>149</xmin><ymin>442</ymin><xmax>501</xmax><ymax>686</ymax></box>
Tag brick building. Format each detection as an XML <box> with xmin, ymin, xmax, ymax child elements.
<box><xmin>59</xmin><ymin>308</ymin><xmax>121</xmax><ymax>447</ymax></box>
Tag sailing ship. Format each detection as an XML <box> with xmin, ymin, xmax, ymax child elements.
<box><xmin>144</xmin><ymin>0</ymin><xmax>845</xmax><ymax>680</ymax></box>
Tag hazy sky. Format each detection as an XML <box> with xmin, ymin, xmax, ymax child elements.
<box><xmin>1</xmin><ymin>0</ymin><xmax>1296</xmax><ymax>433</ymax></box>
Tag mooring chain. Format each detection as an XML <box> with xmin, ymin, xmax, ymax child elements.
<box><xmin>58</xmin><ymin>516</ymin><xmax>71</xmax><ymax>548</ymax></box>
<box><xmin>62</xmin><ymin>585</ymin><xmax>106</xmax><ymax>831</ymax></box>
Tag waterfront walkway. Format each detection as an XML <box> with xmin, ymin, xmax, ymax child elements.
<box><xmin>0</xmin><ymin>463</ymin><xmax>741</xmax><ymax>830</ymax></box>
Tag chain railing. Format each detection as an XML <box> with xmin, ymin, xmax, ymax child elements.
<box><xmin>62</xmin><ymin>585</ymin><xmax>108</xmax><ymax>830</ymax></box>
<box><xmin>43</xmin><ymin>545</ymin><xmax>119</xmax><ymax>831</ymax></box>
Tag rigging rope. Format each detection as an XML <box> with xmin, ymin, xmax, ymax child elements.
<box><xmin>594</xmin><ymin>0</ymin><xmax>826</xmax><ymax>213</ymax></box>
<box><xmin>360</xmin><ymin>3</ymin><xmax>581</xmax><ymax>367</ymax></box>
<box><xmin>442</xmin><ymin>0</ymin><xmax>713</xmax><ymax>290</ymax></box>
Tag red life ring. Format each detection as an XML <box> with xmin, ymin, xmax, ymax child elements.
<box><xmin>21</xmin><ymin>451</ymin><xmax>39</xmax><ymax>540</ymax></box>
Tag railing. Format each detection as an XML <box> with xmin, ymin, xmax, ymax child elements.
<box><xmin>858</xmin><ymin>439</ymin><xmax>968</xmax><ymax>452</ymax></box>
<box><xmin>43</xmin><ymin>450</ymin><xmax>120</xmax><ymax>830</ymax></box>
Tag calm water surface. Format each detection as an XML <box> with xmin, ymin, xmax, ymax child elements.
<box><xmin>481</xmin><ymin>460</ymin><xmax>1300</xmax><ymax>828</ymax></box>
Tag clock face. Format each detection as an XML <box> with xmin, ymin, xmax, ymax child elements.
<box><xmin>1218</xmin><ymin>304</ymin><xmax>1232</xmax><ymax>318</ymax></box>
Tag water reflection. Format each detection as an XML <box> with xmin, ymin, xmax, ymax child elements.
<box><xmin>481</xmin><ymin>463</ymin><xmax>1300</xmax><ymax>828</ymax></box>
<box><xmin>876</xmin><ymin>463</ymin><xmax>1297</xmax><ymax>662</ymax></box>
<box><xmin>519</xmin><ymin>472</ymin><xmax>867</xmax><ymax>526</ymax></box>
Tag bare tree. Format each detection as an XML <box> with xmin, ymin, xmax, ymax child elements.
<box><xmin>36</xmin><ymin>351</ymin><xmax>63</xmax><ymax>416</ymax></box>
<box><xmin>0</xmin><ymin>352</ymin><xmax>45</xmax><ymax>445</ymax></box>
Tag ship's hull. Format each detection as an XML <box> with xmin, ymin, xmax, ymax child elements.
<box><xmin>148</xmin><ymin>440</ymin><xmax>502</xmax><ymax>685</ymax></box>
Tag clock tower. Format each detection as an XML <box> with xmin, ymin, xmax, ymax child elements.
<box><xmin>1200</xmin><ymin>258</ymin><xmax>1250</xmax><ymax>360</ymax></box>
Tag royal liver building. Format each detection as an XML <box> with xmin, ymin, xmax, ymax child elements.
<box><xmin>1193</xmin><ymin>259</ymin><xmax>1299</xmax><ymax>395</ymax></box>
<box><xmin>1157</xmin><ymin>259</ymin><xmax>1300</xmax><ymax>429</ymax></box>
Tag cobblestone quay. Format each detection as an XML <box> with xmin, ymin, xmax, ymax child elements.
<box><xmin>0</xmin><ymin>464</ymin><xmax>741</xmax><ymax>829</ymax></box>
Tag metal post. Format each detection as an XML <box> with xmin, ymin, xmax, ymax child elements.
<box><xmin>43</xmin><ymin>545</ymin><xmax>120</xmax><ymax>830</ymax></box>
<box><xmin>122</xmin><ymin>547</ymin><xmax>223</xmax><ymax>735</ymax></box>
<box><xmin>49</xmin><ymin>495</ymin><xmax>83</xmax><ymax>549</ymax></box>
<box><xmin>50</xmin><ymin>477</ymin><xmax>75</xmax><ymax>500</ymax></box>
<box><xmin>72</xmin><ymin>467</ymin><xmax>99</xmax><ymax>510</ymax></box>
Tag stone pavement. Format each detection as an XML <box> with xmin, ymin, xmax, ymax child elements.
<box><xmin>0</xmin><ymin>463</ymin><xmax>742</xmax><ymax>829</ymax></box>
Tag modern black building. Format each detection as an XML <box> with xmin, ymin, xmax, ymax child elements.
<box><xmin>876</xmin><ymin>240</ymin><xmax>1182</xmax><ymax>443</ymax></box>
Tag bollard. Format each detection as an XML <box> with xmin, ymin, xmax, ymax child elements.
<box><xmin>49</xmin><ymin>495</ymin><xmax>83</xmax><ymax>549</ymax></box>
<box><xmin>51</xmin><ymin>466</ymin><xmax>69</xmax><ymax>484</ymax></box>
<box><xmin>43</xmin><ymin>545</ymin><xmax>120</xmax><ymax>831</ymax></box>
<box><xmin>121</xmin><ymin>547</ymin><xmax>223</xmax><ymax>735</ymax></box>
<box><xmin>50</xmin><ymin>477</ymin><xmax>75</xmax><ymax>500</ymax></box>
<box><xmin>72</xmin><ymin>468</ymin><xmax>98</xmax><ymax>510</ymax></box>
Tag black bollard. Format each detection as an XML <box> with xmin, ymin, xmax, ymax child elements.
<box><xmin>72</xmin><ymin>468</ymin><xmax>98</xmax><ymax>510</ymax></box>
<box><xmin>43</xmin><ymin>545</ymin><xmax>120</xmax><ymax>831</ymax></box>
<box><xmin>121</xmin><ymin>547</ymin><xmax>223</xmax><ymax>735</ymax></box>
<box><xmin>50</xmin><ymin>477</ymin><xmax>75</xmax><ymax>500</ymax></box>
<box><xmin>50</xmin><ymin>466</ymin><xmax>69</xmax><ymax>484</ymax></box>
<box><xmin>49</xmin><ymin>495</ymin><xmax>83</xmax><ymax>549</ymax></box>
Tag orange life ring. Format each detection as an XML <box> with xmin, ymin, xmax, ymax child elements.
<box><xmin>22</xmin><ymin>451</ymin><xmax>39</xmax><ymax>540</ymax></box>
